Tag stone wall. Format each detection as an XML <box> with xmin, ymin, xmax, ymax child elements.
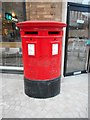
<box><xmin>26</xmin><ymin>2</ymin><xmax>62</xmax><ymax>21</ymax></box>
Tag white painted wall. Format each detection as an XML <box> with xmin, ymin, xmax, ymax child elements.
<box><xmin>61</xmin><ymin>1</ymin><xmax>67</xmax><ymax>78</ymax></box>
<box><xmin>67</xmin><ymin>0</ymin><xmax>90</xmax><ymax>4</ymax></box>
<box><xmin>67</xmin><ymin>0</ymin><xmax>82</xmax><ymax>3</ymax></box>
<box><xmin>82</xmin><ymin>0</ymin><xmax>90</xmax><ymax>4</ymax></box>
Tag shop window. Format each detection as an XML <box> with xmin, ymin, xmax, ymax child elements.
<box><xmin>1</xmin><ymin>2</ymin><xmax>26</xmax><ymax>67</ymax></box>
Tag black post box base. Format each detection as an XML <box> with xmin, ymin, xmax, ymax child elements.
<box><xmin>24</xmin><ymin>76</ymin><xmax>60</xmax><ymax>98</ymax></box>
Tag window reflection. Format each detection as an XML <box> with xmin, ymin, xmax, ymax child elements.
<box><xmin>66</xmin><ymin>11</ymin><xmax>89</xmax><ymax>73</ymax></box>
<box><xmin>1</xmin><ymin>2</ymin><xmax>25</xmax><ymax>67</ymax></box>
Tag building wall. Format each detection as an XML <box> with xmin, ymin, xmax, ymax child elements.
<box><xmin>2</xmin><ymin>1</ymin><xmax>89</xmax><ymax>76</ymax></box>
<box><xmin>26</xmin><ymin>2</ymin><xmax>62</xmax><ymax>21</ymax></box>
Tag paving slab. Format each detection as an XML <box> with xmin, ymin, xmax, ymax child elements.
<box><xmin>1</xmin><ymin>73</ymin><xmax>88</xmax><ymax>118</ymax></box>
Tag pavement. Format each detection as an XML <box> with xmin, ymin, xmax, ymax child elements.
<box><xmin>1</xmin><ymin>73</ymin><xmax>88</xmax><ymax>118</ymax></box>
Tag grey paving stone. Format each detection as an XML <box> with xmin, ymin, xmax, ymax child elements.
<box><xmin>15</xmin><ymin>106</ymin><xmax>21</xmax><ymax>111</ymax></box>
<box><xmin>2</xmin><ymin>73</ymin><xmax>88</xmax><ymax>118</ymax></box>
<box><xmin>9</xmin><ymin>105</ymin><xmax>15</xmax><ymax>110</ymax></box>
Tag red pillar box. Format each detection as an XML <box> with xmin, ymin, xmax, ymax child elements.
<box><xmin>16</xmin><ymin>21</ymin><xmax>66</xmax><ymax>98</ymax></box>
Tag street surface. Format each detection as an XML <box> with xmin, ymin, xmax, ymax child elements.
<box><xmin>1</xmin><ymin>73</ymin><xmax>88</xmax><ymax>118</ymax></box>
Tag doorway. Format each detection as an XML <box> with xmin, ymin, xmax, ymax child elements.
<box><xmin>64</xmin><ymin>2</ymin><xmax>90</xmax><ymax>76</ymax></box>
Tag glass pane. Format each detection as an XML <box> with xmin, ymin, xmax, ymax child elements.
<box><xmin>66</xmin><ymin>11</ymin><xmax>89</xmax><ymax>73</ymax></box>
<box><xmin>1</xmin><ymin>2</ymin><xmax>25</xmax><ymax>67</ymax></box>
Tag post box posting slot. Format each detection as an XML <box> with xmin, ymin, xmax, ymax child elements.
<box><xmin>48</xmin><ymin>31</ymin><xmax>63</xmax><ymax>36</ymax></box>
<box><xmin>25</xmin><ymin>31</ymin><xmax>38</xmax><ymax>35</ymax></box>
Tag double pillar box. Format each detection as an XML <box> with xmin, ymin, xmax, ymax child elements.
<box><xmin>17</xmin><ymin>21</ymin><xmax>66</xmax><ymax>98</ymax></box>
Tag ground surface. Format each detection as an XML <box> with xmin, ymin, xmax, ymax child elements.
<box><xmin>1</xmin><ymin>73</ymin><xmax>88</xmax><ymax>118</ymax></box>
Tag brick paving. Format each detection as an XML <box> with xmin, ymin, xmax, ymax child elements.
<box><xmin>1</xmin><ymin>73</ymin><xmax>88</xmax><ymax>118</ymax></box>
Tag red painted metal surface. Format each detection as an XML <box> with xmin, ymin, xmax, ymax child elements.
<box><xmin>17</xmin><ymin>21</ymin><xmax>66</xmax><ymax>80</ymax></box>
